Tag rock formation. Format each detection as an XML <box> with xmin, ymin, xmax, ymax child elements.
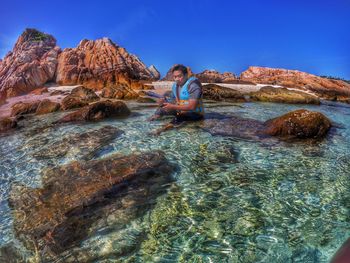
<box><xmin>163</xmin><ymin>67</ymin><xmax>254</xmax><ymax>84</ymax></box>
<box><xmin>203</xmin><ymin>84</ymin><xmax>320</xmax><ymax>104</ymax></box>
<box><xmin>196</xmin><ymin>70</ymin><xmax>237</xmax><ymax>83</ymax></box>
<box><xmin>0</xmin><ymin>28</ymin><xmax>60</xmax><ymax>98</ymax></box>
<box><xmin>203</xmin><ymin>84</ymin><xmax>247</xmax><ymax>102</ymax></box>
<box><xmin>100</xmin><ymin>83</ymin><xmax>139</xmax><ymax>100</ymax></box>
<box><xmin>148</xmin><ymin>65</ymin><xmax>161</xmax><ymax>80</ymax></box>
<box><xmin>241</xmin><ymin>66</ymin><xmax>350</xmax><ymax>101</ymax></box>
<box><xmin>250</xmin><ymin>86</ymin><xmax>320</xmax><ymax>104</ymax></box>
<box><xmin>55</xmin><ymin>37</ymin><xmax>158</xmax><ymax>89</ymax></box>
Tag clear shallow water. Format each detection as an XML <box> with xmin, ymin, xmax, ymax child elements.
<box><xmin>0</xmin><ymin>101</ymin><xmax>349</xmax><ymax>262</ymax></box>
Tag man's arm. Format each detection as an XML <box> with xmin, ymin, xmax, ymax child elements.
<box><xmin>162</xmin><ymin>99</ymin><xmax>198</xmax><ymax>111</ymax></box>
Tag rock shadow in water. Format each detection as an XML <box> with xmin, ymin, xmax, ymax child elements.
<box><xmin>8</xmin><ymin>150</ymin><xmax>177</xmax><ymax>261</ymax></box>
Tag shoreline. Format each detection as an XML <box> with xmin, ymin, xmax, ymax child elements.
<box><xmin>0</xmin><ymin>82</ymin><xmax>318</xmax><ymax>119</ymax></box>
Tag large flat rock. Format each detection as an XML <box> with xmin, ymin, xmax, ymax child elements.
<box><xmin>9</xmin><ymin>150</ymin><xmax>176</xmax><ymax>260</ymax></box>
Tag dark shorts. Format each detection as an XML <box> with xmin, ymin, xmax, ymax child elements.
<box><xmin>154</xmin><ymin>107</ymin><xmax>203</xmax><ymax>124</ymax></box>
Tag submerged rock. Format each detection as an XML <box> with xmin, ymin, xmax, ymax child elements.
<box><xmin>0</xmin><ymin>117</ymin><xmax>17</xmax><ymax>134</ymax></box>
<box><xmin>9</xmin><ymin>150</ymin><xmax>175</xmax><ymax>260</ymax></box>
<box><xmin>31</xmin><ymin>125</ymin><xmax>123</xmax><ymax>161</ymax></box>
<box><xmin>57</xmin><ymin>100</ymin><xmax>130</xmax><ymax>123</ymax></box>
<box><xmin>201</xmin><ymin>115</ymin><xmax>265</xmax><ymax>140</ymax></box>
<box><xmin>263</xmin><ymin>109</ymin><xmax>332</xmax><ymax>139</ymax></box>
<box><xmin>200</xmin><ymin>110</ymin><xmax>331</xmax><ymax>141</ymax></box>
<box><xmin>0</xmin><ymin>243</ymin><xmax>28</xmax><ymax>263</ymax></box>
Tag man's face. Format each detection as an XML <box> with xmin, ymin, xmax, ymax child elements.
<box><xmin>173</xmin><ymin>70</ymin><xmax>187</xmax><ymax>86</ymax></box>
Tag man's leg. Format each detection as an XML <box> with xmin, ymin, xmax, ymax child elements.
<box><xmin>170</xmin><ymin>112</ymin><xmax>203</xmax><ymax>124</ymax></box>
<box><xmin>149</xmin><ymin>107</ymin><xmax>177</xmax><ymax>121</ymax></box>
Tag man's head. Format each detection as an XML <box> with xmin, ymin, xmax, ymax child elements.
<box><xmin>172</xmin><ymin>64</ymin><xmax>188</xmax><ymax>86</ymax></box>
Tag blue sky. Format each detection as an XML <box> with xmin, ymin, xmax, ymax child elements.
<box><xmin>1</xmin><ymin>0</ymin><xmax>349</xmax><ymax>79</ymax></box>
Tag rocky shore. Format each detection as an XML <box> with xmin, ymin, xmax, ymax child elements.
<box><xmin>0</xmin><ymin>28</ymin><xmax>347</xmax><ymax>262</ymax></box>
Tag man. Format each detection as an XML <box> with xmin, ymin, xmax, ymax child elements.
<box><xmin>150</xmin><ymin>64</ymin><xmax>204</xmax><ymax>123</ymax></box>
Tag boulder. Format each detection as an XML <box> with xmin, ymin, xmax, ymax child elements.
<box><xmin>57</xmin><ymin>100</ymin><xmax>130</xmax><ymax>123</ymax></box>
<box><xmin>35</xmin><ymin>99</ymin><xmax>61</xmax><ymax>115</ymax></box>
<box><xmin>250</xmin><ymin>86</ymin><xmax>320</xmax><ymax>104</ymax></box>
<box><xmin>10</xmin><ymin>101</ymin><xmax>40</xmax><ymax>116</ymax></box>
<box><xmin>202</xmin><ymin>84</ymin><xmax>247</xmax><ymax>102</ymax></box>
<box><xmin>263</xmin><ymin>109</ymin><xmax>331</xmax><ymax>139</ymax></box>
<box><xmin>0</xmin><ymin>28</ymin><xmax>60</xmax><ymax>98</ymax></box>
<box><xmin>200</xmin><ymin>110</ymin><xmax>332</xmax><ymax>141</ymax></box>
<box><xmin>61</xmin><ymin>96</ymin><xmax>88</xmax><ymax>110</ymax></box>
<box><xmin>9</xmin><ymin>150</ymin><xmax>175</xmax><ymax>260</ymax></box>
<box><xmin>0</xmin><ymin>117</ymin><xmax>17</xmax><ymax>133</ymax></box>
<box><xmin>60</xmin><ymin>86</ymin><xmax>100</xmax><ymax>110</ymax></box>
<box><xmin>100</xmin><ymin>83</ymin><xmax>139</xmax><ymax>100</ymax></box>
<box><xmin>70</xmin><ymin>85</ymin><xmax>99</xmax><ymax>102</ymax></box>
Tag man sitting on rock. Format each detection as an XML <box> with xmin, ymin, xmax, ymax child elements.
<box><xmin>150</xmin><ymin>64</ymin><xmax>204</xmax><ymax>124</ymax></box>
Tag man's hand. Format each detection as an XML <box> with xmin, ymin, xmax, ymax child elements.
<box><xmin>162</xmin><ymin>103</ymin><xmax>176</xmax><ymax>111</ymax></box>
<box><xmin>157</xmin><ymin>98</ymin><xmax>165</xmax><ymax>106</ymax></box>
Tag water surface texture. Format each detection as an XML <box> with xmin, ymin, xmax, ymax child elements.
<box><xmin>0</xmin><ymin>101</ymin><xmax>349</xmax><ymax>262</ymax></box>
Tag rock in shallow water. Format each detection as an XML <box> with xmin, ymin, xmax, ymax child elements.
<box><xmin>200</xmin><ymin>114</ymin><xmax>265</xmax><ymax>140</ymax></box>
<box><xmin>263</xmin><ymin>109</ymin><xmax>332</xmax><ymax>139</ymax></box>
<box><xmin>56</xmin><ymin>100</ymin><xmax>130</xmax><ymax>123</ymax></box>
<box><xmin>0</xmin><ymin>117</ymin><xmax>17</xmax><ymax>134</ymax></box>
<box><xmin>199</xmin><ymin>110</ymin><xmax>332</xmax><ymax>141</ymax></box>
<box><xmin>30</xmin><ymin>125</ymin><xmax>124</xmax><ymax>161</ymax></box>
<box><xmin>9</xmin><ymin>150</ymin><xmax>176</xmax><ymax>260</ymax></box>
